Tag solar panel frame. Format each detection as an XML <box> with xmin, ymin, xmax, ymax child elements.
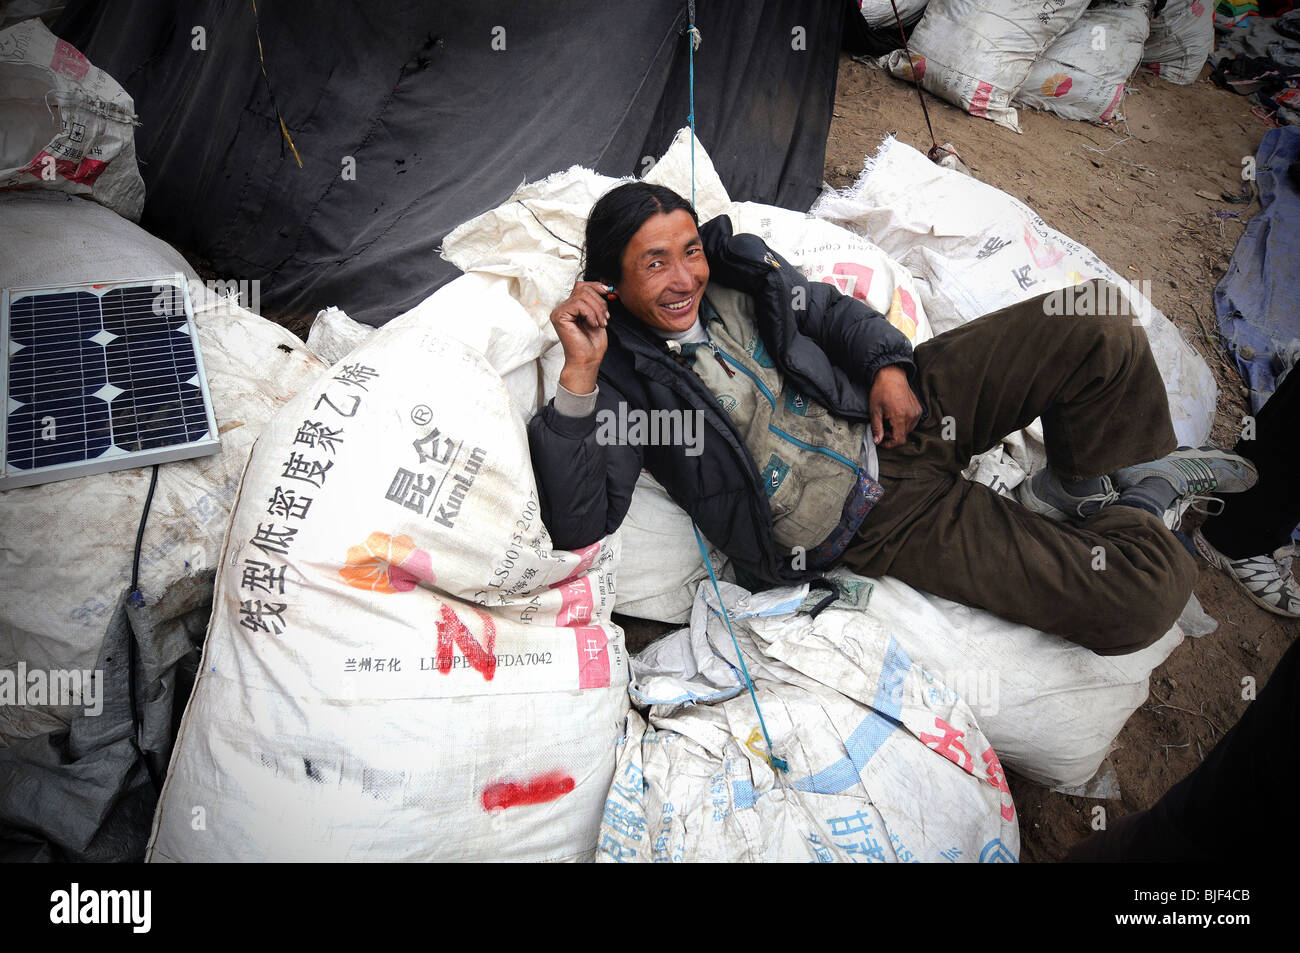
<box><xmin>1</xmin><ymin>273</ymin><xmax>221</xmax><ymax>490</ymax></box>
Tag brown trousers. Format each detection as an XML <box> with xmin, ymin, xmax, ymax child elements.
<box><xmin>839</xmin><ymin>282</ymin><xmax>1198</xmax><ymax>655</ymax></box>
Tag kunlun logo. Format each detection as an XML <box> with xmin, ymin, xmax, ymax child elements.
<box><xmin>50</xmin><ymin>883</ymin><xmax>151</xmax><ymax>933</ymax></box>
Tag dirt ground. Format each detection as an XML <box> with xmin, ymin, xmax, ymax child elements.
<box><xmin>820</xmin><ymin>54</ymin><xmax>1295</xmax><ymax>862</ymax></box>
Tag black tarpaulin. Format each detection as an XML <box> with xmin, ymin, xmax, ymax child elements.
<box><xmin>55</xmin><ymin>0</ymin><xmax>846</xmax><ymax>327</ymax></box>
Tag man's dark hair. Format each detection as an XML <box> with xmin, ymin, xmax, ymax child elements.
<box><xmin>582</xmin><ymin>182</ymin><xmax>699</xmax><ymax>284</ymax></box>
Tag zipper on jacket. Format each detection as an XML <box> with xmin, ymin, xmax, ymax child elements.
<box><xmin>710</xmin><ymin>341</ymin><xmax>857</xmax><ymax>473</ymax></box>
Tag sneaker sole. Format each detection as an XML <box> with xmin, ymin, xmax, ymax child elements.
<box><xmin>1192</xmin><ymin>529</ymin><xmax>1300</xmax><ymax>619</ymax></box>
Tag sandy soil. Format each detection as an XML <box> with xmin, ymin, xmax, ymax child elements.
<box><xmin>822</xmin><ymin>54</ymin><xmax>1295</xmax><ymax>862</ymax></box>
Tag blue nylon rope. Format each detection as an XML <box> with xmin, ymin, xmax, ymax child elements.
<box><xmin>688</xmin><ymin>4</ymin><xmax>696</xmax><ymax>208</ymax></box>
<box><xmin>692</xmin><ymin>523</ymin><xmax>789</xmax><ymax>773</ymax></box>
<box><xmin>684</xmin><ymin>5</ymin><xmax>782</xmax><ymax>774</ymax></box>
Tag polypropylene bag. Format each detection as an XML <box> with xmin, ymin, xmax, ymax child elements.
<box><xmin>857</xmin><ymin>0</ymin><xmax>928</xmax><ymax>30</ymax></box>
<box><xmin>148</xmin><ymin>323</ymin><xmax>630</xmax><ymax>861</ymax></box>
<box><xmin>1143</xmin><ymin>0</ymin><xmax>1215</xmax><ymax>84</ymax></box>
<box><xmin>1016</xmin><ymin>1</ymin><xmax>1152</xmax><ymax>123</ymax></box>
<box><xmin>812</xmin><ymin>135</ymin><xmax>1217</xmax><ymax>459</ymax></box>
<box><xmin>597</xmin><ymin>577</ymin><xmax>1020</xmax><ymax>862</ymax></box>
<box><xmin>0</xmin><ymin>19</ymin><xmax>145</xmax><ymax>220</ymax></box>
<box><xmin>879</xmin><ymin>0</ymin><xmax>1091</xmax><ymax>132</ymax></box>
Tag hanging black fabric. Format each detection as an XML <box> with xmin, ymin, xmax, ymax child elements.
<box><xmin>55</xmin><ymin>0</ymin><xmax>845</xmax><ymax>327</ymax></box>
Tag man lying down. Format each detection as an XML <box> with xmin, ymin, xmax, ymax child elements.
<box><xmin>526</xmin><ymin>183</ymin><xmax>1255</xmax><ymax>655</ymax></box>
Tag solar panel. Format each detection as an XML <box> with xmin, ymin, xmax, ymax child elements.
<box><xmin>2</xmin><ymin>274</ymin><xmax>221</xmax><ymax>490</ymax></box>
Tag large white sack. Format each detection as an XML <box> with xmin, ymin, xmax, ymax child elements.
<box><xmin>1015</xmin><ymin>2</ymin><xmax>1152</xmax><ymax>123</ymax></box>
<box><xmin>0</xmin><ymin>192</ymin><xmax>324</xmax><ymax>741</ymax></box>
<box><xmin>441</xmin><ymin>129</ymin><xmax>933</xmax><ymax>624</ymax></box>
<box><xmin>614</xmin><ymin>471</ymin><xmax>732</xmax><ymax>624</ymax></box>
<box><xmin>879</xmin><ymin>0</ymin><xmax>1091</xmax><ymax>133</ymax></box>
<box><xmin>812</xmin><ymin>135</ymin><xmax>1217</xmax><ymax>466</ymax></box>
<box><xmin>305</xmin><ymin>306</ymin><xmax>374</xmax><ymax>365</ymax></box>
<box><xmin>0</xmin><ymin>19</ymin><xmax>145</xmax><ymax>220</ymax></box>
<box><xmin>857</xmin><ymin>0</ymin><xmax>928</xmax><ymax>30</ymax></box>
<box><xmin>598</xmin><ymin>578</ymin><xmax>1019</xmax><ymax>862</ymax></box>
<box><xmin>864</xmin><ymin>575</ymin><xmax>1183</xmax><ymax>787</ymax></box>
<box><xmin>1143</xmin><ymin>0</ymin><xmax>1214</xmax><ymax>85</ymax></box>
<box><xmin>726</xmin><ymin>201</ymin><xmax>934</xmax><ymax>344</ymax></box>
<box><xmin>148</xmin><ymin>325</ymin><xmax>630</xmax><ymax>862</ymax></box>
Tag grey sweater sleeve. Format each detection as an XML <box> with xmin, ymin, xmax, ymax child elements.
<box><xmin>554</xmin><ymin>381</ymin><xmax>599</xmax><ymax>418</ymax></box>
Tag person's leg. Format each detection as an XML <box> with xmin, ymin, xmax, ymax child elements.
<box><xmin>841</xmin><ymin>281</ymin><xmax>1197</xmax><ymax>652</ymax></box>
<box><xmin>879</xmin><ymin>280</ymin><xmax>1179</xmax><ymax>481</ymax></box>
<box><xmin>1193</xmin><ymin>367</ymin><xmax>1300</xmax><ymax>617</ymax></box>
<box><xmin>1066</xmin><ymin>634</ymin><xmax>1300</xmax><ymax>861</ymax></box>
<box><xmin>846</xmin><ymin>469</ymin><xmax>1195</xmax><ymax>653</ymax></box>
<box><xmin>1201</xmin><ymin>366</ymin><xmax>1300</xmax><ymax>558</ymax></box>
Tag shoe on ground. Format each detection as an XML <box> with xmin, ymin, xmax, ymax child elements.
<box><xmin>1016</xmin><ymin>469</ymin><xmax>1119</xmax><ymax>521</ymax></box>
<box><xmin>1113</xmin><ymin>446</ymin><xmax>1258</xmax><ymax>496</ymax></box>
<box><xmin>1192</xmin><ymin>528</ymin><xmax>1300</xmax><ymax>619</ymax></box>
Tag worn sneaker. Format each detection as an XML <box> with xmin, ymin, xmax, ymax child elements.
<box><xmin>1161</xmin><ymin>494</ymin><xmax>1224</xmax><ymax>532</ymax></box>
<box><xmin>1193</xmin><ymin>529</ymin><xmax>1300</xmax><ymax>619</ymax></box>
<box><xmin>1112</xmin><ymin>446</ymin><xmax>1258</xmax><ymax>495</ymax></box>
<box><xmin>1016</xmin><ymin>469</ymin><xmax>1120</xmax><ymax>521</ymax></box>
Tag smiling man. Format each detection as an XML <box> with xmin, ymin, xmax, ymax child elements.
<box><xmin>527</xmin><ymin>182</ymin><xmax>1256</xmax><ymax>654</ymax></box>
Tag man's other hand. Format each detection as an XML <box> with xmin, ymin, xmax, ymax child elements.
<box><xmin>869</xmin><ymin>364</ymin><xmax>921</xmax><ymax>449</ymax></box>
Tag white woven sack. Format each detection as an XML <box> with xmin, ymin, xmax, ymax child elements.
<box><xmin>728</xmin><ymin>201</ymin><xmax>934</xmax><ymax>346</ymax></box>
<box><xmin>879</xmin><ymin>0</ymin><xmax>1091</xmax><ymax>133</ymax></box>
<box><xmin>863</xmin><ymin>575</ymin><xmax>1184</xmax><ymax>787</ymax></box>
<box><xmin>0</xmin><ymin>19</ymin><xmax>145</xmax><ymax>220</ymax></box>
<box><xmin>1016</xmin><ymin>2</ymin><xmax>1152</xmax><ymax>123</ymax></box>
<box><xmin>305</xmin><ymin>306</ymin><xmax>374</xmax><ymax>366</ymax></box>
<box><xmin>812</xmin><ymin>136</ymin><xmax>1216</xmax><ymax>459</ymax></box>
<box><xmin>148</xmin><ymin>326</ymin><xmax>629</xmax><ymax>862</ymax></box>
<box><xmin>1143</xmin><ymin>0</ymin><xmax>1214</xmax><ymax>85</ymax></box>
<box><xmin>597</xmin><ymin>579</ymin><xmax>1020</xmax><ymax>862</ymax></box>
<box><xmin>857</xmin><ymin>0</ymin><xmax>928</xmax><ymax>30</ymax></box>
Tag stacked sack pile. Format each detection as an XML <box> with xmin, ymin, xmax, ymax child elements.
<box><xmin>874</xmin><ymin>0</ymin><xmax>1215</xmax><ymax>129</ymax></box>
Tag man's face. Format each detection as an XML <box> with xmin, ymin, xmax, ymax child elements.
<box><xmin>616</xmin><ymin>210</ymin><xmax>709</xmax><ymax>334</ymax></box>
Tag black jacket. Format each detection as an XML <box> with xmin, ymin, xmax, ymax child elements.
<box><xmin>526</xmin><ymin>215</ymin><xmax>922</xmax><ymax>585</ymax></box>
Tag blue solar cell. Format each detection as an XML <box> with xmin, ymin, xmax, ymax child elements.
<box><xmin>4</xmin><ymin>280</ymin><xmax>216</xmax><ymax>484</ymax></box>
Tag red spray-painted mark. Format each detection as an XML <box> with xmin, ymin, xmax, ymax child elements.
<box><xmin>435</xmin><ymin>603</ymin><xmax>496</xmax><ymax>680</ymax></box>
<box><xmin>1098</xmin><ymin>84</ymin><xmax>1124</xmax><ymax>123</ymax></box>
<box><xmin>481</xmin><ymin>771</ymin><xmax>575</xmax><ymax>811</ymax></box>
